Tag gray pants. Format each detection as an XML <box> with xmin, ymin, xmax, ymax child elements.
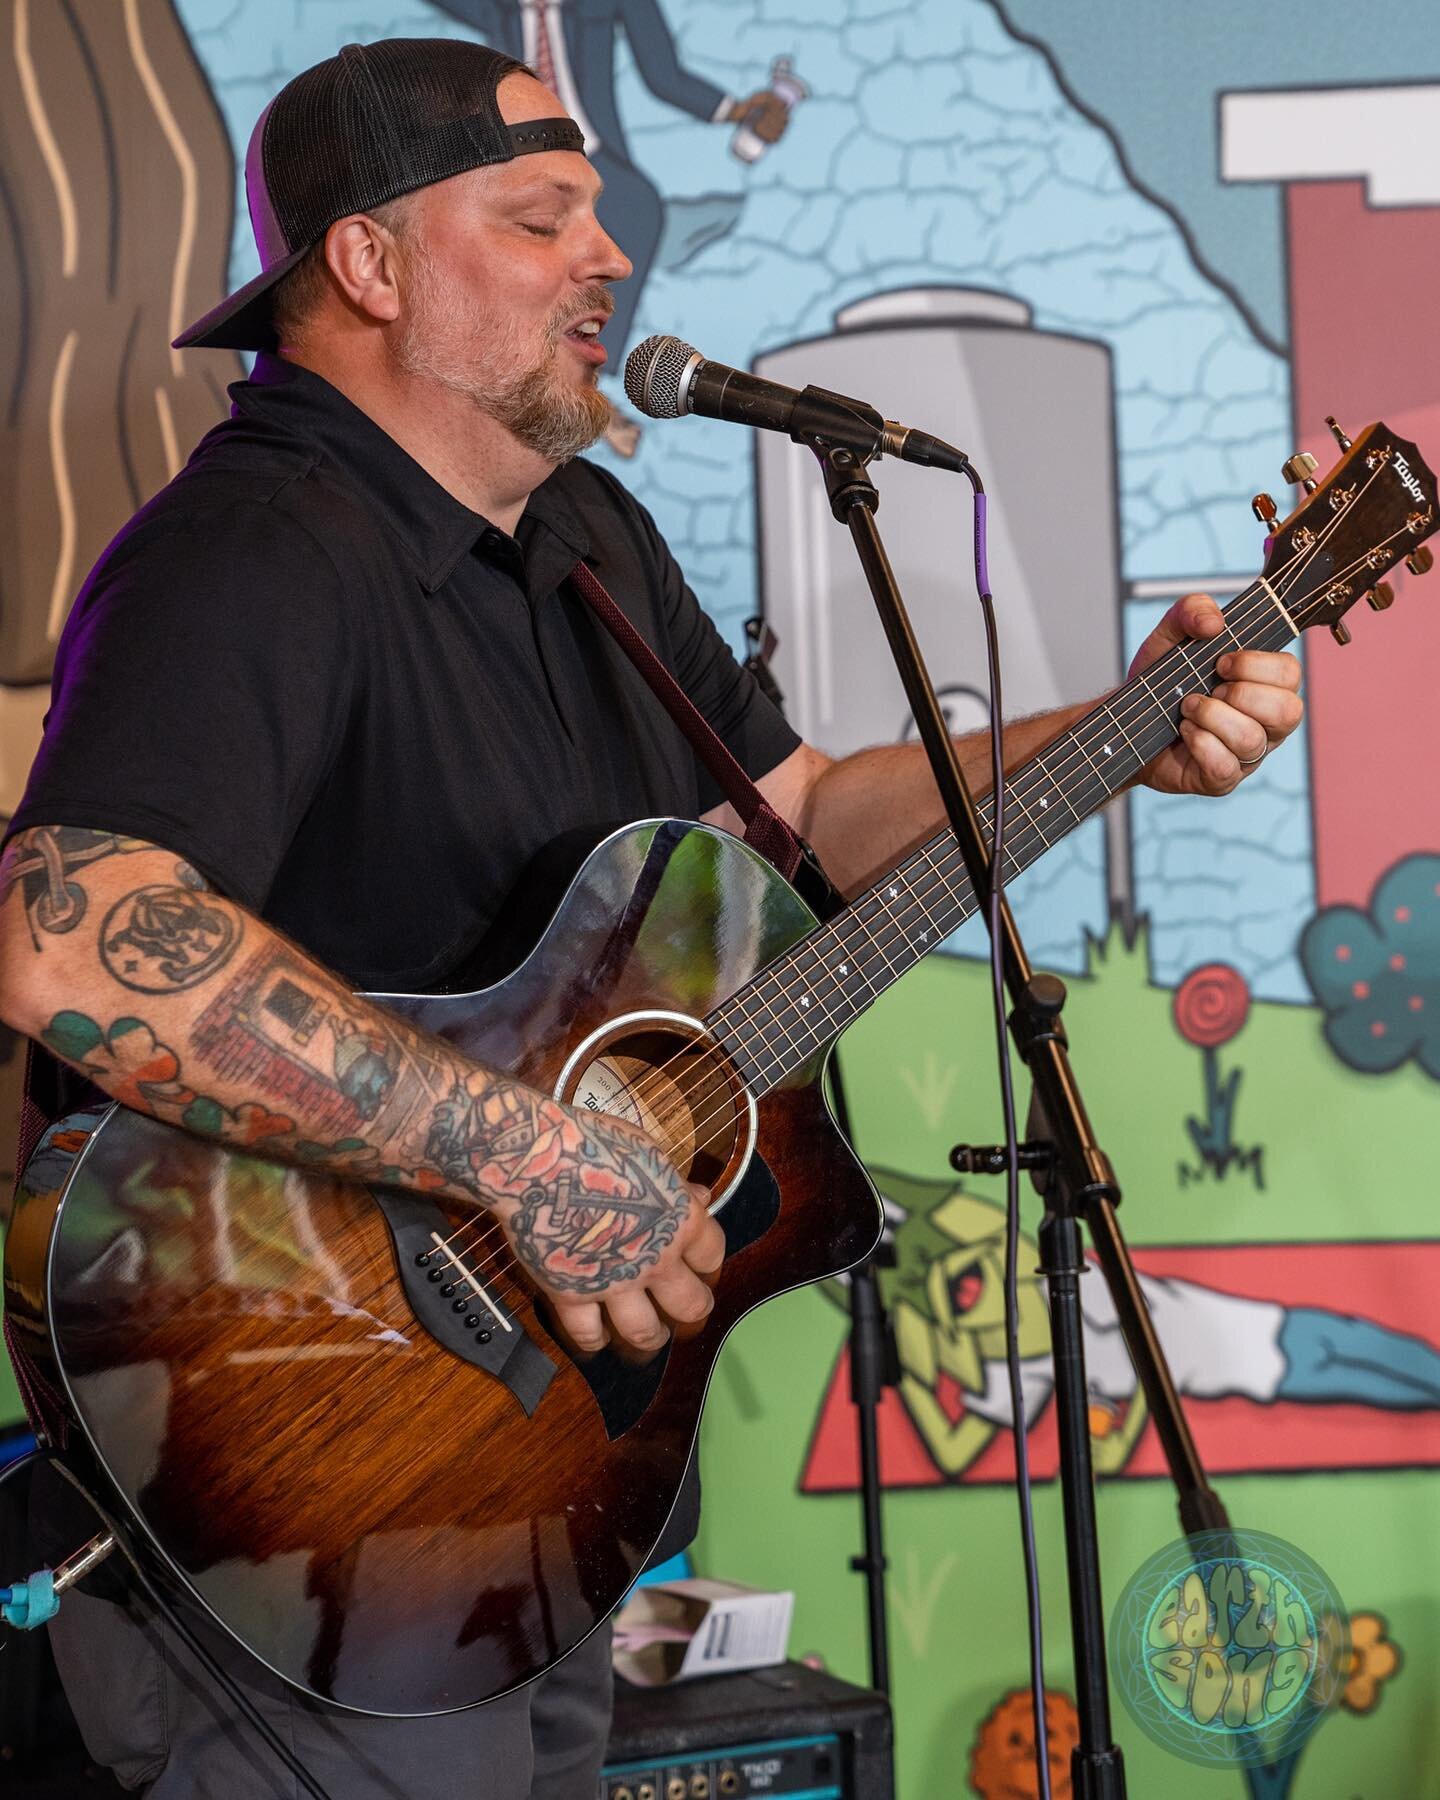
<box><xmin>49</xmin><ymin>1582</ymin><xmax>614</xmax><ymax>1799</ymax></box>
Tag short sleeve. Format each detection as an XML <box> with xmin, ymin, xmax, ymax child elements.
<box><xmin>6</xmin><ymin>499</ymin><xmax>355</xmax><ymax>908</ymax></box>
<box><xmin>584</xmin><ymin>468</ymin><xmax>800</xmax><ymax>813</ymax></box>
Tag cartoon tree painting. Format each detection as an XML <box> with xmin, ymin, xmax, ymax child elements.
<box><xmin>969</xmin><ymin>1686</ymin><xmax>1079</xmax><ymax>1798</ymax></box>
<box><xmin>1301</xmin><ymin>854</ymin><xmax>1440</xmax><ymax>1079</ymax></box>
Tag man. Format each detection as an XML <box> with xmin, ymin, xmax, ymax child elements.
<box><xmin>0</xmin><ymin>38</ymin><xmax>1302</xmax><ymax>1800</ymax></box>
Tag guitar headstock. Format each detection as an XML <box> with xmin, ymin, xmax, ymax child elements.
<box><xmin>1257</xmin><ymin>421</ymin><xmax>1436</xmax><ymax>644</ymax></box>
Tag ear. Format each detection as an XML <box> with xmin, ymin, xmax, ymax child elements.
<box><xmin>322</xmin><ymin>213</ymin><xmax>406</xmax><ymax>325</ymax></box>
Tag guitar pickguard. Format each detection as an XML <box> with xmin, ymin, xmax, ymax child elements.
<box><xmin>568</xmin><ymin>1148</ymin><xmax>781</xmax><ymax>1441</ymax></box>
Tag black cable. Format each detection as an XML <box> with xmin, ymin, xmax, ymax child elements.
<box><xmin>1</xmin><ymin>1451</ymin><xmax>336</xmax><ymax>1800</ymax></box>
<box><xmin>965</xmin><ymin>466</ymin><xmax>1052</xmax><ymax>1800</ymax></box>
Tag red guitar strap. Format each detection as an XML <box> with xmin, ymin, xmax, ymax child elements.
<box><xmin>567</xmin><ymin>559</ymin><xmax>805</xmax><ymax>882</ymax></box>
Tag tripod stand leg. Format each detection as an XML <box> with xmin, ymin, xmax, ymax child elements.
<box><xmin>1039</xmin><ymin>1211</ymin><xmax>1127</xmax><ymax>1800</ymax></box>
<box><xmin>1084</xmin><ymin>1198</ymin><xmax>1231</xmax><ymax>1536</ymax></box>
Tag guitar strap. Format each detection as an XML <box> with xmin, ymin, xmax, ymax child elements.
<box><xmin>6</xmin><ymin>1040</ymin><xmax>83</xmax><ymax>1446</ymax></box>
<box><xmin>568</xmin><ymin>559</ymin><xmax>844</xmax><ymax>919</ymax></box>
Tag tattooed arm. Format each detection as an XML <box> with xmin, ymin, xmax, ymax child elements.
<box><xmin>0</xmin><ymin>826</ymin><xmax>722</xmax><ymax>1353</ymax></box>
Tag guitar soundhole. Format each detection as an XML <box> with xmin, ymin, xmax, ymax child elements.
<box><xmin>558</xmin><ymin>1016</ymin><xmax>755</xmax><ymax>1207</ymax></box>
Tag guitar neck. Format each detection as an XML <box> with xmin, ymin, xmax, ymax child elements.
<box><xmin>711</xmin><ymin>576</ymin><xmax>1299</xmax><ymax>1093</ymax></box>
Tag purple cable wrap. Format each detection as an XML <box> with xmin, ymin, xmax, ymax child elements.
<box><xmin>974</xmin><ymin>490</ymin><xmax>991</xmax><ymax>597</ymax></box>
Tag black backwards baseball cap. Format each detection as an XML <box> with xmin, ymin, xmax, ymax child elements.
<box><xmin>174</xmin><ymin>38</ymin><xmax>586</xmax><ymax>352</ymax></box>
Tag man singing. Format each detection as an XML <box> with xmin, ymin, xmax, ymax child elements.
<box><xmin>0</xmin><ymin>38</ymin><xmax>1302</xmax><ymax>1799</ymax></box>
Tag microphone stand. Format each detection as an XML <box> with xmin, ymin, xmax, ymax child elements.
<box><xmin>805</xmin><ymin>441</ymin><xmax>1233</xmax><ymax>1800</ymax></box>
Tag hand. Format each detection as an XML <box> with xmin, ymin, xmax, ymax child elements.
<box><xmin>727</xmin><ymin>89</ymin><xmax>789</xmax><ymax>144</ymax></box>
<box><xmin>1129</xmin><ymin>593</ymin><xmax>1303</xmax><ymax>796</ymax></box>
<box><xmin>434</xmin><ymin>1081</ymin><xmax>723</xmax><ymax>1356</ymax></box>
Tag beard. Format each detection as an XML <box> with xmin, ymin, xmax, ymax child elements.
<box><xmin>389</xmin><ymin>246</ymin><xmax>612</xmax><ymax>464</ymax></box>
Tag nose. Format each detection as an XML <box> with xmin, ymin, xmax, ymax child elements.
<box><xmin>577</xmin><ymin>213</ymin><xmax>632</xmax><ymax>289</ymax></box>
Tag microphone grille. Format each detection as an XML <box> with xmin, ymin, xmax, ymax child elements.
<box><xmin>624</xmin><ymin>335</ymin><xmax>699</xmax><ymax>420</ymax></box>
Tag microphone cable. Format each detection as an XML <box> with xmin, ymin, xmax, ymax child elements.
<box><xmin>966</xmin><ymin>466</ymin><xmax>1053</xmax><ymax>1800</ymax></box>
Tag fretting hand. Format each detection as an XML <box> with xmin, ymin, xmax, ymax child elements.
<box><xmin>1130</xmin><ymin>594</ymin><xmax>1304</xmax><ymax>796</ymax></box>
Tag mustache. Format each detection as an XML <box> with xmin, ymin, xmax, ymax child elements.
<box><xmin>553</xmin><ymin>286</ymin><xmax>615</xmax><ymax>334</ymax></box>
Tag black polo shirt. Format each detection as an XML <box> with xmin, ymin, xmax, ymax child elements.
<box><xmin>10</xmin><ymin>354</ymin><xmax>798</xmax><ymax>991</ymax></box>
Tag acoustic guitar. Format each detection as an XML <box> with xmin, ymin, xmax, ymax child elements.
<box><xmin>5</xmin><ymin>421</ymin><xmax>1434</xmax><ymax>1715</ymax></box>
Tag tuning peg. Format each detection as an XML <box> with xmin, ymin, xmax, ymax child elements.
<box><xmin>1331</xmin><ymin>621</ymin><xmax>1353</xmax><ymax>646</ymax></box>
<box><xmin>1325</xmin><ymin>416</ymin><xmax>1353</xmax><ymax>451</ymax></box>
<box><xmin>1282</xmin><ymin>451</ymin><xmax>1319</xmax><ymax>487</ymax></box>
<box><xmin>1251</xmin><ymin>493</ymin><xmax>1278</xmax><ymax>526</ymax></box>
<box><xmin>1367</xmin><ymin>582</ymin><xmax>1396</xmax><ymax>611</ymax></box>
<box><xmin>1405</xmin><ymin>545</ymin><xmax>1434</xmax><ymax>576</ymax></box>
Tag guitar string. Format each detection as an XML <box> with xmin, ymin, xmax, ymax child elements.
<box><xmin>599</xmin><ymin>455</ymin><xmax>1407</xmax><ymax>1116</ymax></box>
<box><xmin>415</xmin><ymin>510</ymin><xmax>1418</xmax><ymax>1296</ymax></box>
<box><xmin>563</xmin><ymin>459</ymin><xmax>1396</xmax><ymax>1122</ymax></box>
<box><xmin>415</xmin><ymin>513</ymin><xmax>1410</xmax><ymax>1297</ymax></box>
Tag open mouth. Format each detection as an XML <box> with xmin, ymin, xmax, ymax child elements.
<box><xmin>947</xmin><ymin>1258</ymin><xmax>985</xmax><ymax>1316</ymax></box>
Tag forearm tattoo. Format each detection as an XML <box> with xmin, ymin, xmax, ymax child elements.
<box><xmin>15</xmin><ymin>830</ymin><xmax>685</xmax><ymax>1297</ymax></box>
<box><xmin>100</xmin><ymin>879</ymin><xmax>238</xmax><ymax>991</ymax></box>
<box><xmin>0</xmin><ymin>827</ymin><xmax>157</xmax><ymax>944</ymax></box>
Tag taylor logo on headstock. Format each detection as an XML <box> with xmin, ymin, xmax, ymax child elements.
<box><xmin>1260</xmin><ymin>419</ymin><xmax>1436</xmax><ymax>641</ymax></box>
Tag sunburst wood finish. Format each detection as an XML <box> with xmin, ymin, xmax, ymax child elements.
<box><xmin>4</xmin><ymin>821</ymin><xmax>883</xmax><ymax>1716</ymax></box>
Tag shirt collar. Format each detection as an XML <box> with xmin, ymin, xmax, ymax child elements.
<box><xmin>232</xmin><ymin>354</ymin><xmax>589</xmax><ymax>593</ymax></box>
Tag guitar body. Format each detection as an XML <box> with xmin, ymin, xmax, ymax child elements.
<box><xmin>3</xmin><ymin>820</ymin><xmax>883</xmax><ymax>1716</ymax></box>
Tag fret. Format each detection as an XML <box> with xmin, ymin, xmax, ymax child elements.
<box><xmin>708</xmin><ymin>578</ymin><xmax>1292</xmax><ymax>1095</ymax></box>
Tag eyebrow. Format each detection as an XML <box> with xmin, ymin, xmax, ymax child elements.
<box><xmin>504</xmin><ymin>175</ymin><xmax>605</xmax><ymax>203</ymax></box>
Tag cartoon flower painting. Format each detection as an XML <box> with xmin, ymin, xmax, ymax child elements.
<box><xmin>1173</xmin><ymin>963</ymin><xmax>1264</xmax><ymax>1187</ymax></box>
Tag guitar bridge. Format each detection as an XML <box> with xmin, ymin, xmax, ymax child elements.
<box><xmin>372</xmin><ymin>1191</ymin><xmax>557</xmax><ymax>1415</ymax></box>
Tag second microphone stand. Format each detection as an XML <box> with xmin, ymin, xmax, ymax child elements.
<box><xmin>807</xmin><ymin>441</ymin><xmax>1233</xmax><ymax>1800</ymax></box>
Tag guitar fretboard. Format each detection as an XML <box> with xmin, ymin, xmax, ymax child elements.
<box><xmin>708</xmin><ymin>578</ymin><xmax>1298</xmax><ymax>1093</ymax></box>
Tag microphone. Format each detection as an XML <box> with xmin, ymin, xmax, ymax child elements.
<box><xmin>624</xmin><ymin>335</ymin><xmax>969</xmax><ymax>474</ymax></box>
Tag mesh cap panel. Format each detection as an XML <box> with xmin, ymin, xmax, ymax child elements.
<box><xmin>175</xmin><ymin>37</ymin><xmax>586</xmax><ymax>352</ymax></box>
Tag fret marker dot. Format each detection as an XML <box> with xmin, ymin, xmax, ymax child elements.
<box><xmin>1039</xmin><ymin>797</ymin><xmax>1049</xmax><ymax>809</ymax></box>
<box><xmin>887</xmin><ymin>886</ymin><xmax>898</xmax><ymax>899</ymax></box>
<box><xmin>920</xmin><ymin>929</ymin><xmax>929</xmax><ymax>940</ymax></box>
<box><xmin>838</xmin><ymin>964</ymin><xmax>849</xmax><ymax>976</ymax></box>
<box><xmin>1175</xmin><ymin>685</ymin><xmax>1184</xmax><ymax>697</ymax></box>
<box><xmin>1103</xmin><ymin>744</ymin><xmax>1113</xmax><ymax>757</ymax></box>
<box><xmin>800</xmin><ymin>995</ymin><xmax>811</xmax><ymax>1008</ymax></box>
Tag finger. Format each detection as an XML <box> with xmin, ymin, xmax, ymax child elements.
<box><xmin>1176</xmin><ymin>718</ymin><xmax>1243</xmax><ymax>793</ymax></box>
<box><xmin>1209</xmin><ymin>681</ymin><xmax>1304</xmax><ymax>739</ymax></box>
<box><xmin>647</xmin><ymin>1265</ymin><xmax>717</xmax><ymax>1328</ymax></box>
<box><xmin>604</xmin><ymin>1288</ymin><xmax>671</xmax><ymax>1356</ymax></box>
<box><xmin>681</xmin><ymin>1207</ymin><xmax>726</xmax><ymax>1277</ymax></box>
<box><xmin>1215</xmin><ymin>650</ymin><xmax>1303</xmax><ymax>693</ymax></box>
<box><xmin>1128</xmin><ymin>593</ymin><xmax>1222</xmax><ymax>677</ymax></box>
<box><xmin>1179</xmin><ymin>695</ymin><xmax>1266</xmax><ymax>766</ymax></box>
<box><xmin>551</xmin><ymin>1298</ymin><xmax>608</xmax><ymax>1355</ymax></box>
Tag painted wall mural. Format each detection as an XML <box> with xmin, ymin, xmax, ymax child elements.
<box><xmin>1</xmin><ymin>3</ymin><xmax>1437</xmax><ymax>1796</ymax></box>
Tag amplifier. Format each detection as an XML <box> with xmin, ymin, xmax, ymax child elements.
<box><xmin>601</xmin><ymin>1660</ymin><xmax>893</xmax><ymax>1800</ymax></box>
